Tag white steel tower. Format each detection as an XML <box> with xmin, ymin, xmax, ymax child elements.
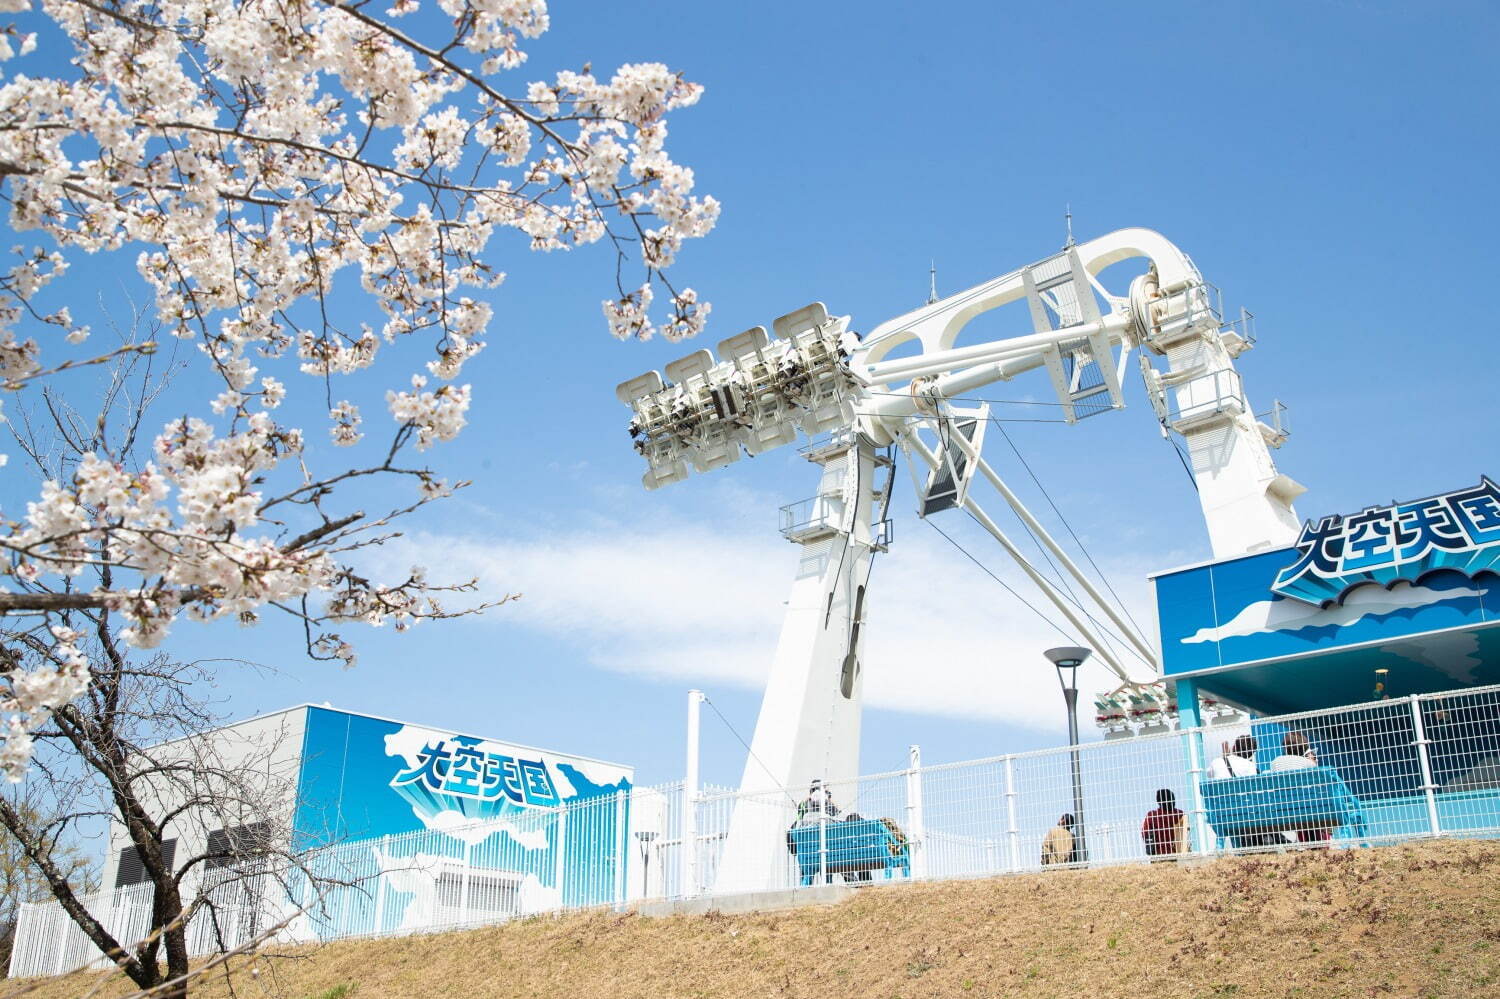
<box><xmin>616</xmin><ymin>228</ymin><xmax>1303</xmax><ymax>892</ymax></box>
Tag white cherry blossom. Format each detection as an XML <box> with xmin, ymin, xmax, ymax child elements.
<box><xmin>0</xmin><ymin>0</ymin><xmax>716</xmax><ymax>774</ymax></box>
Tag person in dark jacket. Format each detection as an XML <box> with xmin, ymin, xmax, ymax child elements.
<box><xmin>1142</xmin><ymin>788</ymin><xmax>1187</xmax><ymax>859</ymax></box>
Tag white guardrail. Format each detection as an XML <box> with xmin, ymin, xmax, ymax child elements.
<box><xmin>11</xmin><ymin>685</ymin><xmax>1500</xmax><ymax>978</ymax></box>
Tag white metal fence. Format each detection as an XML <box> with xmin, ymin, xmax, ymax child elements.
<box><xmin>12</xmin><ymin>685</ymin><xmax>1500</xmax><ymax>979</ymax></box>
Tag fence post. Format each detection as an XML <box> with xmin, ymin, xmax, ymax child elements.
<box><xmin>682</xmin><ymin>689</ymin><xmax>703</xmax><ymax>898</ymax></box>
<box><xmin>905</xmin><ymin>745</ymin><xmax>926</xmax><ymax>880</ymax></box>
<box><xmin>15</xmin><ymin>903</ymin><xmax>28</xmax><ymax>978</ymax></box>
<box><xmin>8</xmin><ymin>902</ymin><xmax>27</xmax><ymax>978</ymax></box>
<box><xmin>1409</xmin><ymin>695</ymin><xmax>1441</xmax><ymax>837</ymax></box>
<box><xmin>459</xmin><ymin>838</ymin><xmax>472</xmax><ymax>926</ymax></box>
<box><xmin>372</xmin><ymin>836</ymin><xmax>388</xmax><ymax>934</ymax></box>
<box><xmin>614</xmin><ymin>789</ymin><xmax>628</xmax><ymax>906</ymax></box>
<box><xmin>1003</xmin><ymin>755</ymin><xmax>1020</xmax><ymax>872</ymax></box>
<box><xmin>553</xmin><ymin>804</ymin><xmax>568</xmax><ymax>910</ymax></box>
<box><xmin>818</xmin><ymin>770</ymin><xmax>828</xmax><ymax>886</ymax></box>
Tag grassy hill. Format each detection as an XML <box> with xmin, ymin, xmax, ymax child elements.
<box><xmin>16</xmin><ymin>838</ymin><xmax>1500</xmax><ymax>999</ymax></box>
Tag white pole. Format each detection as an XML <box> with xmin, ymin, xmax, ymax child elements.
<box><xmin>905</xmin><ymin>745</ymin><xmax>926</xmax><ymax>880</ymax></box>
<box><xmin>553</xmin><ymin>805</ymin><xmax>568</xmax><ymax>911</ymax></box>
<box><xmin>683</xmin><ymin>689</ymin><xmax>703</xmax><ymax>898</ymax></box>
<box><xmin>863</xmin><ymin>314</ymin><xmax>1127</xmax><ymax>385</ymax></box>
<box><xmin>459</xmin><ymin>839</ymin><xmax>472</xmax><ymax>926</ymax></box>
<box><xmin>372</xmin><ymin>838</ymin><xmax>387</xmax><ymax>933</ymax></box>
<box><xmin>614</xmin><ymin>790</ymin><xmax>628</xmax><ymax>905</ymax></box>
<box><xmin>1004</xmin><ymin>755</ymin><xmax>1020</xmax><ymax>872</ymax></box>
<box><xmin>1409</xmin><ymin>696</ymin><xmax>1441</xmax><ymax>837</ymax></box>
<box><xmin>818</xmin><ymin>768</ymin><xmax>828</xmax><ymax>886</ymax></box>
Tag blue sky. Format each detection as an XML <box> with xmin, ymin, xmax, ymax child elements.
<box><xmin>8</xmin><ymin>0</ymin><xmax>1500</xmax><ymax>789</ymax></box>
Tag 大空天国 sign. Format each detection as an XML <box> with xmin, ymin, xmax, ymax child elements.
<box><xmin>1272</xmin><ymin>476</ymin><xmax>1500</xmax><ymax>606</ymax></box>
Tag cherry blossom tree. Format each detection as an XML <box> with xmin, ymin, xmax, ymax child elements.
<box><xmin>0</xmin><ymin>0</ymin><xmax>719</xmax><ymax>778</ymax></box>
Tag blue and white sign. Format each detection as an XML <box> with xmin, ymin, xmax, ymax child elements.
<box><xmin>290</xmin><ymin>707</ymin><xmax>635</xmax><ymax>937</ymax></box>
<box><xmin>1273</xmin><ymin>477</ymin><xmax>1500</xmax><ymax>606</ymax></box>
<box><xmin>295</xmin><ymin>707</ymin><xmax>633</xmax><ymax>848</ymax></box>
<box><xmin>1154</xmin><ymin>476</ymin><xmax>1500</xmax><ymax>683</ymax></box>
<box><xmin>390</xmin><ymin>736</ymin><xmax>560</xmax><ymax>816</ymax></box>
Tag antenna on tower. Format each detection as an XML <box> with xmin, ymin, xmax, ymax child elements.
<box><xmin>927</xmin><ymin>260</ymin><xmax>938</xmax><ymax>305</ymax></box>
<box><xmin>1064</xmin><ymin>204</ymin><xmax>1075</xmax><ymax>249</ymax></box>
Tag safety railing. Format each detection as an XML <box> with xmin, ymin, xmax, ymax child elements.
<box><xmin>1164</xmin><ymin>367</ymin><xmax>1248</xmax><ymax>432</ymax></box>
<box><xmin>12</xmin><ymin>685</ymin><xmax>1500</xmax><ymax>979</ymax></box>
<box><xmin>777</xmin><ymin>494</ymin><xmax>843</xmax><ymax>543</ymax></box>
<box><xmin>1256</xmin><ymin>398</ymin><xmax>1290</xmax><ymax>443</ymax></box>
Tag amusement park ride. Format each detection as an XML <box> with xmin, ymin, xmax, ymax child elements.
<box><xmin>616</xmin><ymin>228</ymin><xmax>1303</xmax><ymax>889</ymax></box>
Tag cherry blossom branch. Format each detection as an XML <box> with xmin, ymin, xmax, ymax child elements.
<box><xmin>0</xmin><ymin>0</ymin><xmax>719</xmax><ymax>779</ymax></box>
<box><xmin>0</xmin><ymin>340</ymin><xmax>157</xmax><ymax>391</ymax></box>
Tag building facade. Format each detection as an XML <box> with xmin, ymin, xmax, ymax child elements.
<box><xmin>1157</xmin><ymin>474</ymin><xmax>1500</xmax><ymax>846</ymax></box>
<box><xmin>103</xmin><ymin>704</ymin><xmax>636</xmax><ymax>935</ymax></box>
<box><xmin>1158</xmin><ymin>474</ymin><xmax>1500</xmax><ymax>716</ymax></box>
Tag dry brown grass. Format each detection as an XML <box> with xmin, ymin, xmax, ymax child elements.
<box><xmin>12</xmin><ymin>838</ymin><xmax>1500</xmax><ymax>999</ymax></box>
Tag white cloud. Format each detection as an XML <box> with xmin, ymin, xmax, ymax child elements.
<box><xmin>388</xmin><ymin>489</ymin><xmax>1159</xmax><ymax>732</ymax></box>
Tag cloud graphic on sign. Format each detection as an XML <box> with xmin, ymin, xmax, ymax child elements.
<box><xmin>382</xmin><ymin>724</ymin><xmax>568</xmax><ymax>850</ymax></box>
<box><xmin>1181</xmin><ymin>581</ymin><xmax>1480</xmax><ymax>645</ymax></box>
<box><xmin>423</xmin><ymin>808</ymin><xmax>550</xmax><ymax>850</ymax></box>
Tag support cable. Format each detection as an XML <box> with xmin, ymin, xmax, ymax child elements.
<box><xmin>860</xmin><ymin>410</ymin><xmax>1072</xmax><ymax>426</ymax></box>
<box><xmin>905</xmin><ymin>413</ymin><xmax>1154</xmax><ymax>669</ymax></box>
<box><xmin>993</xmin><ymin>423</ymin><xmax>1149</xmax><ymax>644</ymax></box>
<box><xmin>903</xmin><ymin>426</ymin><xmax>1139</xmax><ymax>680</ymax></box>
<box><xmin>964</xmin><ymin>502</ymin><xmax>1135</xmax><ymax>669</ymax></box>
<box><xmin>962</xmin><ymin>452</ymin><xmax>1130</xmax><ymax>667</ymax></box>
<box><xmin>922</xmin><ymin>516</ymin><xmax>1075</xmax><ymax>643</ymax></box>
<box><xmin>701</xmin><ymin>695</ymin><xmax>799</xmax><ymax>807</ymax></box>
<box><xmin>862</xmin><ymin>389</ymin><xmax>1093</xmax><ymax>409</ymax></box>
<box><xmin>1169</xmin><ymin>435</ymin><xmax>1199</xmax><ymax>493</ymax></box>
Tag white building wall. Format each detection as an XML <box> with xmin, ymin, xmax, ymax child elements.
<box><xmin>101</xmin><ymin>705</ymin><xmax>308</xmax><ymax>895</ymax></box>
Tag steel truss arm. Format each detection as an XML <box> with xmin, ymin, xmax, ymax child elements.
<box><xmin>935</xmin><ymin>414</ymin><xmax>1157</xmax><ymax>667</ymax></box>
<box><xmin>901</xmin><ymin>425</ymin><xmax>1151</xmax><ymax>684</ymax></box>
<box><xmin>853</xmin><ymin>228</ymin><xmax>1302</xmax><ymax>561</ymax></box>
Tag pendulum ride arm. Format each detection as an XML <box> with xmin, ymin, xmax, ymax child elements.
<box><xmin>852</xmin><ymin>228</ymin><xmax>1305</xmax><ymax>561</ymax></box>
<box><xmin>613</xmin><ymin>228</ymin><xmax>1306</xmax><ymax>890</ymax></box>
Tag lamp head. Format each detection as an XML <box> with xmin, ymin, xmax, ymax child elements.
<box><xmin>1044</xmin><ymin>646</ymin><xmax>1092</xmax><ymax>669</ymax></box>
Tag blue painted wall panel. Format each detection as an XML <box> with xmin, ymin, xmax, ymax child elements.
<box><xmin>1158</xmin><ymin>548</ymin><xmax>1497</xmax><ymax>677</ymax></box>
<box><xmin>291</xmin><ymin>706</ymin><xmax>634</xmax><ymax>931</ymax></box>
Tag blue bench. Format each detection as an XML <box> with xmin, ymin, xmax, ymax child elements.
<box><xmin>788</xmin><ymin>818</ymin><xmax>910</xmax><ymax>885</ymax></box>
<box><xmin>1202</xmin><ymin>766</ymin><xmax>1368</xmax><ymax>849</ymax></box>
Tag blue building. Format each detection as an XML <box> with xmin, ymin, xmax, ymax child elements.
<box><xmin>1154</xmin><ymin>475</ymin><xmax>1500</xmax><ymax>846</ymax></box>
<box><xmin>103</xmin><ymin>704</ymin><xmax>636</xmax><ymax>935</ymax></box>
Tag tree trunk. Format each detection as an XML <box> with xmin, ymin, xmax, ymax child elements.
<box><xmin>158</xmin><ymin>879</ymin><xmax>190</xmax><ymax>999</ymax></box>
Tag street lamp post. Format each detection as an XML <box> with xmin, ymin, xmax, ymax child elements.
<box><xmin>634</xmin><ymin>830</ymin><xmax>659</xmax><ymax>898</ymax></box>
<box><xmin>1045</xmin><ymin>646</ymin><xmax>1091</xmax><ymax>864</ymax></box>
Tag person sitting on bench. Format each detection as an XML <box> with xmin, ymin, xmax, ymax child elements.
<box><xmin>1209</xmin><ymin>734</ymin><xmax>1259</xmax><ymax>780</ymax></box>
<box><xmin>796</xmin><ymin>780</ymin><xmax>840</xmax><ymax>825</ymax></box>
<box><xmin>1208</xmin><ymin>734</ymin><xmax>1278</xmax><ymax>848</ymax></box>
<box><xmin>1269</xmin><ymin>730</ymin><xmax>1317</xmax><ymax>771</ymax></box>
<box><xmin>1270</xmin><ymin>731</ymin><xmax>1332</xmax><ymax>843</ymax></box>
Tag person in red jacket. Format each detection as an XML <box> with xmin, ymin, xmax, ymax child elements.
<box><xmin>1142</xmin><ymin>787</ymin><xmax>1188</xmax><ymax>859</ymax></box>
